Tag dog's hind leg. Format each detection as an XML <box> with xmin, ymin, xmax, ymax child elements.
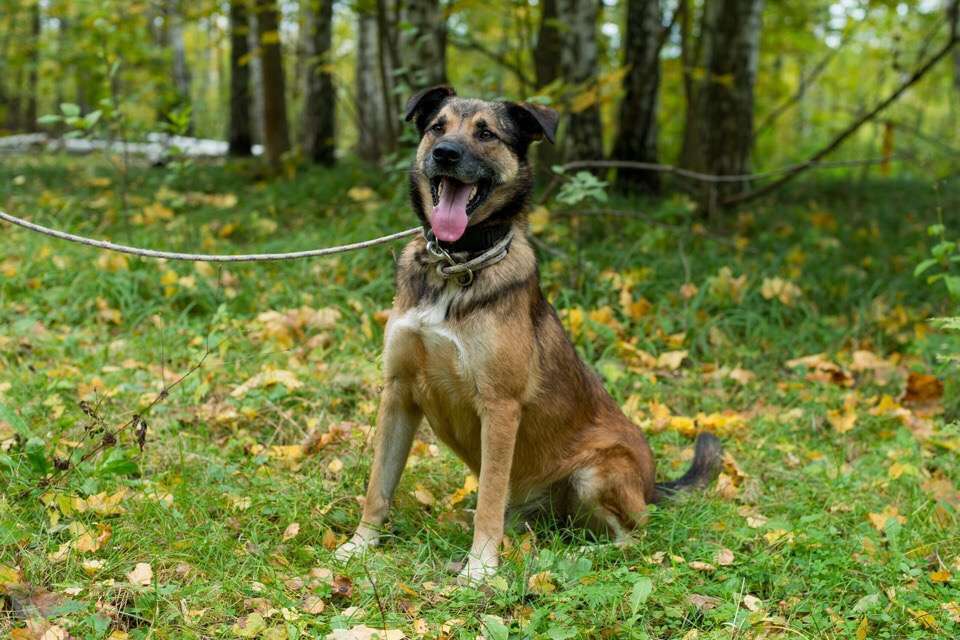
<box><xmin>335</xmin><ymin>380</ymin><xmax>421</xmax><ymax>562</ymax></box>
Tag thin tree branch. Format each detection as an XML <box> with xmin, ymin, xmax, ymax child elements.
<box><xmin>448</xmin><ymin>34</ymin><xmax>534</xmax><ymax>88</ymax></box>
<box><xmin>724</xmin><ymin>9</ymin><xmax>960</xmax><ymax>207</ymax></box>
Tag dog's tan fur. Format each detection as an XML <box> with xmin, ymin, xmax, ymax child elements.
<box><xmin>337</xmin><ymin>88</ymin><xmax>719</xmax><ymax>583</ymax></box>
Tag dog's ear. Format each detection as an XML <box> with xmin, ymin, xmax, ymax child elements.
<box><xmin>404</xmin><ymin>85</ymin><xmax>456</xmax><ymax>133</ymax></box>
<box><xmin>506</xmin><ymin>102</ymin><xmax>559</xmax><ymax>144</ymax></box>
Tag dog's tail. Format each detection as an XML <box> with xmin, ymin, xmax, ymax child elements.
<box><xmin>654</xmin><ymin>432</ymin><xmax>723</xmax><ymax>502</ymax></box>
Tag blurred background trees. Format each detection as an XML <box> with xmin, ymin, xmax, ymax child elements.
<box><xmin>0</xmin><ymin>0</ymin><xmax>958</xmax><ymax>194</ymax></box>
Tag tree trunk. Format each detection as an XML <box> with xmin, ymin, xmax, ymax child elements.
<box><xmin>255</xmin><ymin>0</ymin><xmax>291</xmax><ymax>168</ymax></box>
<box><xmin>534</xmin><ymin>0</ymin><xmax>562</xmax><ymax>89</ymax></box>
<box><xmin>166</xmin><ymin>0</ymin><xmax>194</xmax><ymax>134</ymax></box>
<box><xmin>25</xmin><ymin>1</ymin><xmax>40</xmax><ymax>132</ymax></box>
<box><xmin>228</xmin><ymin>0</ymin><xmax>253</xmax><ymax>156</ymax></box>
<box><xmin>302</xmin><ymin>0</ymin><xmax>335</xmax><ymax>164</ymax></box>
<box><xmin>557</xmin><ymin>0</ymin><xmax>603</xmax><ymax>162</ymax></box>
<box><xmin>355</xmin><ymin>8</ymin><xmax>393</xmax><ymax>162</ymax></box>
<box><xmin>398</xmin><ymin>0</ymin><xmax>447</xmax><ymax>89</ymax></box>
<box><xmin>680</xmin><ymin>0</ymin><xmax>764</xmax><ymax>203</ymax></box>
<box><xmin>612</xmin><ymin>0</ymin><xmax>661</xmax><ymax>193</ymax></box>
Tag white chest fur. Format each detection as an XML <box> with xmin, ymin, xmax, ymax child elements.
<box><xmin>384</xmin><ymin>286</ymin><xmax>466</xmax><ymax>364</ymax></box>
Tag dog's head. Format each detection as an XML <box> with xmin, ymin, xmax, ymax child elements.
<box><xmin>405</xmin><ymin>86</ymin><xmax>558</xmax><ymax>243</ymax></box>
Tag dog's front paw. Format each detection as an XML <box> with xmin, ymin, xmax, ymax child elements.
<box><xmin>334</xmin><ymin>532</ymin><xmax>378</xmax><ymax>563</ymax></box>
<box><xmin>456</xmin><ymin>555</ymin><xmax>499</xmax><ymax>586</ymax></box>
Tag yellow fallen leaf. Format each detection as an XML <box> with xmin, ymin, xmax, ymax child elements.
<box><xmin>529</xmin><ymin>206</ymin><xmax>550</xmax><ymax>234</ymax></box>
<box><xmin>73</xmin><ymin>524</ymin><xmax>112</xmax><ymax>553</ymax></box>
<box><xmin>81</xmin><ymin>559</ymin><xmax>104</xmax><ymax>576</ymax></box>
<box><xmin>929</xmin><ymin>569</ymin><xmax>952</xmax><ymax>583</ymax></box>
<box><xmin>856</xmin><ymin>616</ymin><xmax>868</xmax><ymax>640</ymax></box>
<box><xmin>888</xmin><ymin>462</ymin><xmax>918</xmax><ymax>480</ymax></box>
<box><xmin>827</xmin><ymin>408</ymin><xmax>856</xmax><ymax>433</ymax></box>
<box><xmin>657</xmin><ymin>350</ymin><xmax>688</xmax><ymax>371</ymax></box>
<box><xmin>909</xmin><ymin>609</ymin><xmax>939</xmax><ymax>632</ymax></box>
<box><xmin>764</xmin><ymin>529</ymin><xmax>793</xmax><ymax>546</ymax></box>
<box><xmin>867</xmin><ymin>505</ymin><xmax>906</xmax><ymax>531</ymax></box>
<box><xmin>448</xmin><ymin>474</ymin><xmax>478</xmax><ymax>507</ymax></box>
<box><xmin>527</xmin><ymin>571</ymin><xmax>556</xmax><ymax>594</ymax></box>
<box><xmin>231</xmin><ymin>369</ymin><xmax>303</xmax><ymax>397</ymax></box>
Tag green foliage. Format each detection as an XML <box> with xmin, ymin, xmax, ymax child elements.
<box><xmin>916</xmin><ymin>223</ymin><xmax>960</xmax><ymax>301</ymax></box>
<box><xmin>555</xmin><ymin>169</ymin><xmax>609</xmax><ymax>206</ymax></box>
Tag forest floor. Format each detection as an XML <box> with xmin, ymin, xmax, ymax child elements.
<box><xmin>1</xmin><ymin>155</ymin><xmax>959</xmax><ymax>640</ymax></box>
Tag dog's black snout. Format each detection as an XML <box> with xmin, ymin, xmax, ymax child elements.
<box><xmin>432</xmin><ymin>142</ymin><xmax>462</xmax><ymax>165</ymax></box>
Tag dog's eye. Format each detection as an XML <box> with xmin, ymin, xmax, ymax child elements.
<box><xmin>430</xmin><ymin>122</ymin><xmax>445</xmax><ymax>134</ymax></box>
<box><xmin>476</xmin><ymin>129</ymin><xmax>497</xmax><ymax>142</ymax></box>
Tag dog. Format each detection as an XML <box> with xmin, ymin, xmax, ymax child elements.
<box><xmin>335</xmin><ymin>86</ymin><xmax>722</xmax><ymax>584</ymax></box>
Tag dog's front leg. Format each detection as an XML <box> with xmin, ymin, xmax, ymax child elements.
<box><xmin>335</xmin><ymin>380</ymin><xmax>421</xmax><ymax>562</ymax></box>
<box><xmin>459</xmin><ymin>399</ymin><xmax>521</xmax><ymax>585</ymax></box>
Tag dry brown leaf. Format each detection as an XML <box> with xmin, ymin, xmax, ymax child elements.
<box><xmin>282</xmin><ymin>522</ymin><xmax>300</xmax><ymax>541</ymax></box>
<box><xmin>688</xmin><ymin>594</ymin><xmax>720</xmax><ymax>611</ymax></box>
<box><xmin>714</xmin><ymin>548</ymin><xmax>735</xmax><ymax>566</ymax></box>
<box><xmin>689</xmin><ymin>561</ymin><xmax>715</xmax><ymax>572</ymax></box>
<box><xmin>903</xmin><ymin>372</ymin><xmax>943</xmax><ymax>404</ymax></box>
<box><xmin>301</xmin><ymin>595</ymin><xmax>325</xmax><ymax>614</ymax></box>
<box><xmin>742</xmin><ymin>594</ymin><xmax>762</xmax><ymax>612</ymax></box>
<box><xmin>127</xmin><ymin>562</ymin><xmax>153</xmax><ymax>587</ymax></box>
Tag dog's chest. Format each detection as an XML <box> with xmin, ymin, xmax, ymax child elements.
<box><xmin>384</xmin><ymin>286</ymin><xmax>471</xmax><ymax>380</ymax></box>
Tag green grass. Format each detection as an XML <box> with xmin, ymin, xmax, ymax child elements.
<box><xmin>1</xmin><ymin>155</ymin><xmax>959</xmax><ymax>639</ymax></box>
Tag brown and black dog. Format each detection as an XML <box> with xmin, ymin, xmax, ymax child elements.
<box><xmin>336</xmin><ymin>86</ymin><xmax>722</xmax><ymax>583</ymax></box>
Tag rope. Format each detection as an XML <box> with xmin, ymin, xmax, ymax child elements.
<box><xmin>0</xmin><ymin>210</ymin><xmax>420</xmax><ymax>262</ymax></box>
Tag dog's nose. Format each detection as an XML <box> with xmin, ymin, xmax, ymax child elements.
<box><xmin>432</xmin><ymin>142</ymin><xmax>462</xmax><ymax>165</ymax></box>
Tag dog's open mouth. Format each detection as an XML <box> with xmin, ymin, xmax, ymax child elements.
<box><xmin>429</xmin><ymin>176</ymin><xmax>491</xmax><ymax>242</ymax></box>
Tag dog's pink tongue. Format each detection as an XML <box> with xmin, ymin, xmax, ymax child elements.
<box><xmin>430</xmin><ymin>178</ymin><xmax>470</xmax><ymax>242</ymax></box>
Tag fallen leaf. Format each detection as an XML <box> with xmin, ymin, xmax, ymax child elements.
<box><xmin>413</xmin><ymin>485</ymin><xmax>435</xmax><ymax>506</ymax></box>
<box><xmin>929</xmin><ymin>569</ymin><xmax>952</xmax><ymax>583</ymax></box>
<box><xmin>688</xmin><ymin>594</ymin><xmax>720</xmax><ymax>611</ymax></box>
<box><xmin>326</xmin><ymin>625</ymin><xmax>404</xmax><ymax>640</ymax></box>
<box><xmin>867</xmin><ymin>505</ymin><xmax>906</xmax><ymax>531</ymax></box>
<box><xmin>231</xmin><ymin>369</ymin><xmax>303</xmax><ymax>397</ymax></box>
<box><xmin>689</xmin><ymin>561</ymin><xmax>715</xmax><ymax>572</ymax></box>
<box><xmin>301</xmin><ymin>595</ymin><xmax>325</xmax><ymax>614</ymax></box>
<box><xmin>903</xmin><ymin>372</ymin><xmax>943</xmax><ymax>404</ymax></box>
<box><xmin>714</xmin><ymin>548</ymin><xmax>735</xmax><ymax>566</ymax></box>
<box><xmin>827</xmin><ymin>408</ymin><xmax>857</xmax><ymax>434</ymax></box>
<box><xmin>942</xmin><ymin>602</ymin><xmax>960</xmax><ymax>623</ymax></box>
<box><xmin>127</xmin><ymin>562</ymin><xmax>153</xmax><ymax>586</ymax></box>
<box><xmin>232</xmin><ymin>612</ymin><xmax>267</xmax><ymax>638</ymax></box>
<box><xmin>742</xmin><ymin>594</ymin><xmax>762</xmax><ymax>612</ymax></box>
<box><xmin>330</xmin><ymin>575</ymin><xmax>353</xmax><ymax>600</ymax></box>
<box><xmin>282</xmin><ymin>522</ymin><xmax>300</xmax><ymax>541</ymax></box>
<box><xmin>657</xmin><ymin>350</ymin><xmax>688</xmax><ymax>371</ymax></box>
<box><xmin>527</xmin><ymin>571</ymin><xmax>556</xmax><ymax>595</ymax></box>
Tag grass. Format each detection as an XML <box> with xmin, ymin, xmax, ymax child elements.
<box><xmin>1</xmin><ymin>154</ymin><xmax>959</xmax><ymax>639</ymax></box>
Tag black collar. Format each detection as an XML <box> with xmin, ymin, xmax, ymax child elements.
<box><xmin>432</xmin><ymin>223</ymin><xmax>513</xmax><ymax>255</ymax></box>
